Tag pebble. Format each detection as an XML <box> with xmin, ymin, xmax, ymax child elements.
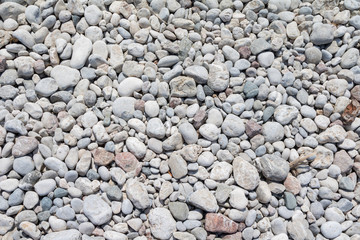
<box><xmin>0</xmin><ymin>0</ymin><xmax>359</xmax><ymax>239</ymax></box>
<box><xmin>83</xmin><ymin>195</ymin><xmax>112</xmax><ymax>225</ymax></box>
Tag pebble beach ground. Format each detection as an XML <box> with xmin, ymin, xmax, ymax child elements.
<box><xmin>1</xmin><ymin>0</ymin><xmax>360</xmax><ymax>239</ymax></box>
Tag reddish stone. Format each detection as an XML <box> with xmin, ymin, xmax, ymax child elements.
<box><xmin>92</xmin><ymin>148</ymin><xmax>115</xmax><ymax>166</ymax></box>
<box><xmin>251</xmin><ymin>61</ymin><xmax>259</xmax><ymax>68</ymax></box>
<box><xmin>169</xmin><ymin>97</ymin><xmax>182</xmax><ymax>108</ymax></box>
<box><xmin>223</xmin><ymin>232</ymin><xmax>242</xmax><ymax>240</ymax></box>
<box><xmin>238</xmin><ymin>46</ymin><xmax>251</xmax><ymax>59</ymax></box>
<box><xmin>205</xmin><ymin>213</ymin><xmax>238</xmax><ymax>234</ymax></box>
<box><xmin>115</xmin><ymin>152</ymin><xmax>139</xmax><ymax>172</ymax></box>
<box><xmin>334</xmin><ymin>150</ymin><xmax>354</xmax><ymax>174</ymax></box>
<box><xmin>315</xmin><ymin>62</ymin><xmax>328</xmax><ymax>74</ymax></box>
<box><xmin>193</xmin><ymin>109</ymin><xmax>207</xmax><ymax>129</ymax></box>
<box><xmin>342</xmin><ymin>99</ymin><xmax>360</xmax><ymax>125</ymax></box>
<box><xmin>245</xmin><ymin>120</ymin><xmax>262</xmax><ymax>139</ymax></box>
<box><xmin>284</xmin><ymin>174</ymin><xmax>301</xmax><ymax>195</ymax></box>
<box><xmin>134</xmin><ymin>100</ymin><xmax>145</xmax><ymax>112</ymax></box>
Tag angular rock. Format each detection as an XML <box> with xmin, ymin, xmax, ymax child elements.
<box><xmin>83</xmin><ymin>195</ymin><xmax>112</xmax><ymax>225</ymax></box>
<box><xmin>317</xmin><ymin>125</ymin><xmax>347</xmax><ymax>144</ymax></box>
<box><xmin>148</xmin><ymin>208</ymin><xmax>176</xmax><ymax>240</ymax></box>
<box><xmin>168</xmin><ymin>152</ymin><xmax>188</xmax><ymax>179</ymax></box>
<box><xmin>188</xmin><ymin>188</ymin><xmax>218</xmax><ymax>212</ymax></box>
<box><xmin>208</xmin><ymin>62</ymin><xmax>229</xmax><ymax>92</ymax></box>
<box><xmin>205</xmin><ymin>213</ymin><xmax>238</xmax><ymax>234</ymax></box>
<box><xmin>115</xmin><ymin>152</ymin><xmax>140</xmax><ymax>173</ymax></box>
<box><xmin>169</xmin><ymin>76</ymin><xmax>197</xmax><ymax>97</ymax></box>
<box><xmin>51</xmin><ymin>65</ymin><xmax>80</xmax><ymax>90</ymax></box>
<box><xmin>12</xmin><ymin>136</ymin><xmax>38</xmax><ymax>157</ymax></box>
<box><xmin>259</xmin><ymin>154</ymin><xmax>290</xmax><ymax>182</ymax></box>
<box><xmin>126</xmin><ymin>179</ymin><xmax>151</xmax><ymax>210</ymax></box>
<box><xmin>233</xmin><ymin>157</ymin><xmax>260</xmax><ymax>191</ymax></box>
<box><xmin>92</xmin><ymin>148</ymin><xmax>114</xmax><ymax>166</ymax></box>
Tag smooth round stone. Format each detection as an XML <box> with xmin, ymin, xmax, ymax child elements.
<box><xmin>13</xmin><ymin>156</ymin><xmax>35</xmax><ymax>176</ymax></box>
<box><xmin>122</xmin><ymin>198</ymin><xmax>133</xmax><ymax>215</ymax></box>
<box><xmin>34</xmin><ymin>179</ymin><xmax>56</xmax><ymax>196</ymax></box>
<box><xmin>258</xmin><ymin>52</ymin><xmax>274</xmax><ymax>67</ymax></box>
<box><xmin>24</xmin><ymin>191</ymin><xmax>39</xmax><ymax>209</ymax></box>
<box><xmin>118</xmin><ymin>77</ymin><xmax>143</xmax><ymax>97</ymax></box>
<box><xmin>84</xmin><ymin>5</ymin><xmax>102</xmax><ymax>26</ymax></box>
<box><xmin>320</xmin><ymin>221</ymin><xmax>342</xmax><ymax>239</ymax></box>
<box><xmin>305</xmin><ymin>47</ymin><xmax>322</xmax><ymax>64</ymax></box>
<box><xmin>8</xmin><ymin>188</ymin><xmax>24</xmax><ymax>206</ymax></box>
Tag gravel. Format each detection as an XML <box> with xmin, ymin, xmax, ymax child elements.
<box><xmin>1</xmin><ymin>0</ymin><xmax>360</xmax><ymax>239</ymax></box>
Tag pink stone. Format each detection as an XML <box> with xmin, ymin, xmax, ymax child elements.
<box><xmin>205</xmin><ymin>213</ymin><xmax>238</xmax><ymax>234</ymax></box>
<box><xmin>284</xmin><ymin>174</ymin><xmax>301</xmax><ymax>195</ymax></box>
<box><xmin>92</xmin><ymin>148</ymin><xmax>115</xmax><ymax>166</ymax></box>
<box><xmin>115</xmin><ymin>152</ymin><xmax>139</xmax><ymax>172</ymax></box>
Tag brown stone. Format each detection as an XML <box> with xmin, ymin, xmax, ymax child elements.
<box><xmin>205</xmin><ymin>213</ymin><xmax>238</xmax><ymax>234</ymax></box>
<box><xmin>12</xmin><ymin>136</ymin><xmax>39</xmax><ymax>157</ymax></box>
<box><xmin>115</xmin><ymin>152</ymin><xmax>139</xmax><ymax>172</ymax></box>
<box><xmin>223</xmin><ymin>232</ymin><xmax>242</xmax><ymax>240</ymax></box>
<box><xmin>351</xmin><ymin>86</ymin><xmax>360</xmax><ymax>102</ymax></box>
<box><xmin>193</xmin><ymin>109</ymin><xmax>207</xmax><ymax>129</ymax></box>
<box><xmin>134</xmin><ymin>100</ymin><xmax>145</xmax><ymax>112</ymax></box>
<box><xmin>92</xmin><ymin>148</ymin><xmax>115</xmax><ymax>166</ymax></box>
<box><xmin>342</xmin><ymin>99</ymin><xmax>360</xmax><ymax>124</ymax></box>
<box><xmin>169</xmin><ymin>97</ymin><xmax>182</xmax><ymax>108</ymax></box>
<box><xmin>245</xmin><ymin>120</ymin><xmax>262</xmax><ymax>139</ymax></box>
<box><xmin>334</xmin><ymin>150</ymin><xmax>354</xmax><ymax>174</ymax></box>
<box><xmin>238</xmin><ymin>46</ymin><xmax>251</xmax><ymax>59</ymax></box>
<box><xmin>284</xmin><ymin>174</ymin><xmax>301</xmax><ymax>195</ymax></box>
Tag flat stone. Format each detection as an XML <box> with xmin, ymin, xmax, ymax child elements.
<box><xmin>118</xmin><ymin>77</ymin><xmax>143</xmax><ymax>97</ymax></box>
<box><xmin>92</xmin><ymin>148</ymin><xmax>114</xmax><ymax>166</ymax></box>
<box><xmin>169</xmin><ymin>202</ymin><xmax>189</xmax><ymax>221</ymax></box>
<box><xmin>0</xmin><ymin>214</ymin><xmax>14</xmax><ymax>235</ymax></box>
<box><xmin>168</xmin><ymin>152</ymin><xmax>188</xmax><ymax>179</ymax></box>
<box><xmin>326</xmin><ymin>79</ymin><xmax>348</xmax><ymax>97</ymax></box>
<box><xmin>250</xmin><ymin>38</ymin><xmax>271</xmax><ymax>55</ymax></box>
<box><xmin>333</xmin><ymin>150</ymin><xmax>353</xmax><ymax>173</ymax></box>
<box><xmin>113</xmin><ymin>97</ymin><xmax>136</xmax><ymax>121</ymax></box>
<box><xmin>12</xmin><ymin>29</ymin><xmax>35</xmax><ymax>49</ymax></box>
<box><xmin>34</xmin><ymin>179</ymin><xmax>56</xmax><ymax>196</ymax></box>
<box><xmin>310</xmin><ymin>23</ymin><xmax>334</xmax><ymax>45</ymax></box>
<box><xmin>70</xmin><ymin>36</ymin><xmax>92</xmax><ymax>69</ymax></box>
<box><xmin>83</xmin><ymin>195</ymin><xmax>112</xmax><ymax>225</ymax></box>
<box><xmin>51</xmin><ymin>65</ymin><xmax>80</xmax><ymax>90</ymax></box>
<box><xmin>12</xmin><ymin>136</ymin><xmax>38</xmax><ymax>157</ymax></box>
<box><xmin>262</xmin><ymin>122</ymin><xmax>284</xmax><ymax>143</ymax></box>
<box><xmin>233</xmin><ymin>156</ymin><xmax>260</xmax><ymax>191</ymax></box>
<box><xmin>205</xmin><ymin>213</ymin><xmax>238</xmax><ymax>234</ymax></box>
<box><xmin>115</xmin><ymin>152</ymin><xmax>139</xmax><ymax>173</ymax></box>
<box><xmin>320</xmin><ymin>221</ymin><xmax>342</xmax><ymax>239</ymax></box>
<box><xmin>126</xmin><ymin>179</ymin><xmax>151</xmax><ymax>210</ymax></box>
<box><xmin>208</xmin><ymin>62</ymin><xmax>229</xmax><ymax>92</ymax></box>
<box><xmin>274</xmin><ymin>105</ymin><xmax>299</xmax><ymax>125</ymax></box>
<box><xmin>169</xmin><ymin>76</ymin><xmax>197</xmax><ymax>97</ymax></box>
<box><xmin>317</xmin><ymin>125</ymin><xmax>347</xmax><ymax>144</ymax></box>
<box><xmin>188</xmin><ymin>188</ymin><xmax>218</xmax><ymax>212</ymax></box>
<box><xmin>259</xmin><ymin>154</ymin><xmax>289</xmax><ymax>182</ymax></box>
<box><xmin>43</xmin><ymin>229</ymin><xmax>82</xmax><ymax>240</ymax></box>
<box><xmin>184</xmin><ymin>65</ymin><xmax>208</xmax><ymax>84</ymax></box>
<box><xmin>221</xmin><ymin>114</ymin><xmax>245</xmax><ymax>137</ymax></box>
<box><xmin>148</xmin><ymin>208</ymin><xmax>176</xmax><ymax>240</ymax></box>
